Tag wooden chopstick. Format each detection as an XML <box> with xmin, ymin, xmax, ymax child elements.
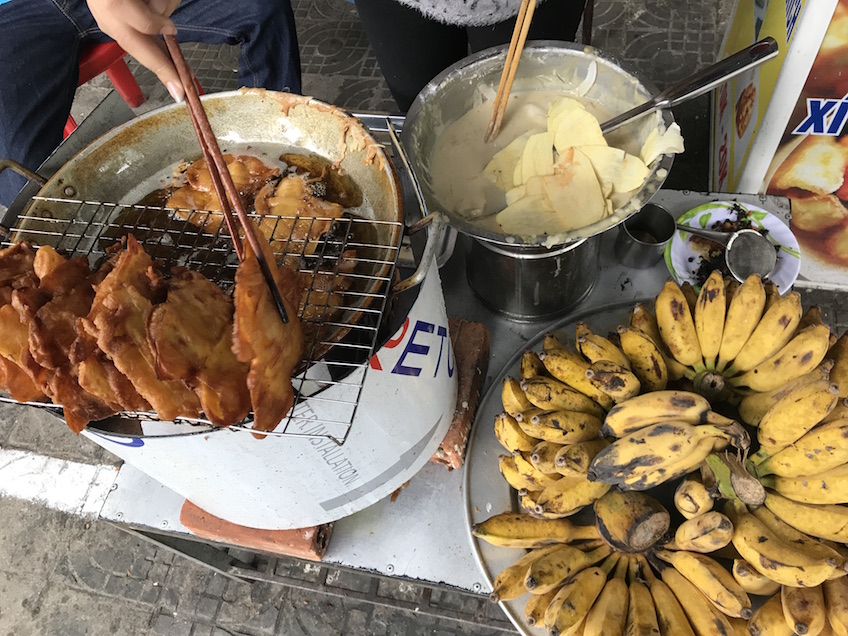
<box><xmin>164</xmin><ymin>35</ymin><xmax>290</xmax><ymax>324</ymax></box>
<box><xmin>484</xmin><ymin>0</ymin><xmax>536</xmax><ymax>142</ymax></box>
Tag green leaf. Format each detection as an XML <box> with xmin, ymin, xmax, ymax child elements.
<box><xmin>699</xmin><ymin>213</ymin><xmax>711</xmax><ymax>228</ymax></box>
<box><xmin>751</xmin><ymin>211</ymin><xmax>768</xmax><ymax>221</ymax></box>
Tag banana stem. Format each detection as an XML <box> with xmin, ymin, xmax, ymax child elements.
<box><xmin>706</xmin><ymin>452</ymin><xmax>766</xmax><ymax>507</ymax></box>
<box><xmin>692</xmin><ymin>370</ymin><xmax>730</xmax><ymax>402</ymax></box>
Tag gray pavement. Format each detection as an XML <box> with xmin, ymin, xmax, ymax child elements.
<box><xmin>0</xmin><ymin>0</ymin><xmax>820</xmax><ymax>634</ymax></box>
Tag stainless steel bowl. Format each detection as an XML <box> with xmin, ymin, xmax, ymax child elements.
<box><xmin>401</xmin><ymin>41</ymin><xmax>676</xmax><ymax>247</ymax></box>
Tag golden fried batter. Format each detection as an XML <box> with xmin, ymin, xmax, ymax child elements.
<box><xmin>82</xmin><ymin>236</ymin><xmax>202</xmax><ymax>421</ymax></box>
<box><xmin>233</xmin><ymin>220</ymin><xmax>303</xmax><ymax>434</ymax></box>
<box><xmin>147</xmin><ymin>269</ymin><xmax>250</xmax><ymax>427</ymax></box>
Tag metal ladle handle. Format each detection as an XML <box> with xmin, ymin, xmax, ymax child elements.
<box><xmin>600</xmin><ymin>37</ymin><xmax>779</xmax><ymax>133</ymax></box>
<box><xmin>675</xmin><ymin>223</ymin><xmax>733</xmax><ymax>247</ymax></box>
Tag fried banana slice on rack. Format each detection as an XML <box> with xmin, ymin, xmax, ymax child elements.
<box><xmin>0</xmin><ymin>303</ymin><xmax>46</xmax><ymax>402</ymax></box>
<box><xmin>73</xmin><ymin>329</ymin><xmax>150</xmax><ymax>413</ymax></box>
<box><xmin>233</xmin><ymin>220</ymin><xmax>303</xmax><ymax>434</ymax></box>
<box><xmin>82</xmin><ymin>236</ymin><xmax>202</xmax><ymax>421</ymax></box>
<box><xmin>253</xmin><ymin>174</ymin><xmax>344</xmax><ymax>255</ymax></box>
<box><xmin>0</xmin><ymin>241</ymin><xmax>37</xmax><ymax>289</ymax></box>
<box><xmin>147</xmin><ymin>269</ymin><xmax>251</xmax><ymax>427</ymax></box>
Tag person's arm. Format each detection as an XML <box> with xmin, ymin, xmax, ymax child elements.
<box><xmin>86</xmin><ymin>0</ymin><xmax>185</xmax><ymax>101</ymax></box>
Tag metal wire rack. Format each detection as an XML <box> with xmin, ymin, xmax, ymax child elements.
<box><xmin>0</xmin><ymin>195</ymin><xmax>403</xmax><ymax>445</ymax></box>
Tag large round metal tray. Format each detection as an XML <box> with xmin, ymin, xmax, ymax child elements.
<box><xmin>462</xmin><ymin>299</ymin><xmax>649</xmax><ymax>634</ymax></box>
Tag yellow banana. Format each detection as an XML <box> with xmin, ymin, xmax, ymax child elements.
<box><xmin>539</xmin><ymin>348</ymin><xmax>615</xmax><ymax>410</ymax></box>
<box><xmin>731</xmin><ymin>559</ymin><xmax>780</xmax><ymax>596</ymax></box>
<box><xmin>659</xmin><ymin>561</ymin><xmax>734</xmax><ymax>636</ymax></box>
<box><xmin>756</xmin><ymin>378</ymin><xmax>840</xmax><ymax>456</ymax></box>
<box><xmin>602</xmin><ymin>390</ymin><xmax>714</xmax><ymax>437</ymax></box>
<box><xmin>513</xmin><ymin>452</ymin><xmax>561</xmax><ymax>490</ymax></box>
<box><xmin>524</xmin><ymin>587</ymin><xmax>560</xmax><ymax>628</ymax></box>
<box><xmin>546</xmin><ymin>553</ymin><xmax>618</xmax><ymax>636</ymax></box>
<box><xmin>583</xmin><ymin>555</ymin><xmax>629</xmax><ymax>636</ymax></box>
<box><xmin>748</xmin><ymin>593</ymin><xmax>795</xmax><ymax>636</ymax></box>
<box><xmin>764</xmin><ymin>490</ymin><xmax>848</xmax><ymax>543</ymax></box>
<box><xmin>618</xmin><ymin>325</ymin><xmax>668</xmax><ymax>391</ymax></box>
<box><xmin>730</xmin><ymin>323</ymin><xmax>832</xmax><ymax>392</ymax></box>
<box><xmin>576</xmin><ymin>322</ymin><xmax>631</xmax><ymax>369</ymax></box>
<box><xmin>629</xmin><ymin>303</ymin><xmax>692</xmax><ymax>381</ymax></box>
<box><xmin>518</xmin><ymin>490</ymin><xmax>542</xmax><ymax>516</ymax></box>
<box><xmin>520</xmin><ymin>349</ymin><xmax>547</xmax><ymax>380</ymax></box>
<box><xmin>654</xmin><ymin>549</ymin><xmax>752</xmax><ymax>618</ymax></box>
<box><xmin>716</xmin><ymin>273</ymin><xmax>766</xmax><ymax>371</ymax></box>
<box><xmin>534</xmin><ymin>473</ymin><xmax>611</xmax><ymax>517</ymax></box>
<box><xmin>471</xmin><ymin>512</ymin><xmax>600</xmax><ymax>548</ymax></box>
<box><xmin>725</xmin><ymin>499</ymin><xmax>839</xmax><ymax>587</ymax></box>
<box><xmin>499</xmin><ymin>455</ymin><xmax>545</xmax><ymax>492</ymax></box>
<box><xmin>656</xmin><ymin>278</ymin><xmax>705</xmax><ymax>370</ymax></box>
<box><xmin>518</xmin><ymin>409</ymin><xmax>603</xmax><ymax>444</ymax></box>
<box><xmin>800</xmin><ymin>304</ymin><xmax>825</xmax><ymax>331</ymax></box>
<box><xmin>531</xmin><ymin>440</ymin><xmax>566</xmax><ymax>474</ymax></box>
<box><xmin>823</xmin><ymin>397</ymin><xmax>848</xmax><ymax>424</ymax></box>
<box><xmin>824</xmin><ymin>576</ymin><xmax>848</xmax><ymax>636</ymax></box>
<box><xmin>763</xmin><ymin>280</ymin><xmax>781</xmax><ymax>309</ymax></box>
<box><xmin>544</xmin><ymin>332</ymin><xmax>569</xmax><ymax>353</ymax></box>
<box><xmin>829</xmin><ymin>333</ymin><xmax>848</xmax><ymax>398</ymax></box>
<box><xmin>525</xmin><ymin>544</ymin><xmax>611</xmax><ymax>595</ymax></box>
<box><xmin>521</xmin><ymin>376</ymin><xmax>607</xmax><ymax>419</ymax></box>
<box><xmin>762</xmin><ymin>463</ymin><xmax>848</xmax><ymax>505</ymax></box>
<box><xmin>626</xmin><ymin>557</ymin><xmax>661</xmax><ymax>636</ymax></box>
<box><xmin>502</xmin><ymin>376</ymin><xmax>533</xmax><ymax>417</ymax></box>
<box><xmin>589</xmin><ymin>421</ymin><xmax>749</xmax><ymax>488</ymax></box>
<box><xmin>737</xmin><ymin>362</ymin><xmax>833</xmax><ymax>426</ymax></box>
<box><xmin>724</xmin><ymin>291</ymin><xmax>803</xmax><ymax>375</ymax></box>
<box><xmin>754</xmin><ymin>417</ymin><xmax>848</xmax><ymax>478</ymax></box>
<box><xmin>554</xmin><ymin>439</ymin><xmax>609</xmax><ymax>477</ymax></box>
<box><xmin>494</xmin><ymin>412</ymin><xmax>538</xmax><ymax>453</ymax></box>
<box><xmin>694</xmin><ymin>270</ymin><xmax>726</xmax><ymax>370</ymax></box>
<box><xmin>593</xmin><ymin>490</ymin><xmax>670</xmax><ymax>553</ymax></box>
<box><xmin>488</xmin><ymin>545</ymin><xmax>562</xmax><ymax>603</ymax></box>
<box><xmin>636</xmin><ymin>555</ymin><xmax>696</xmax><ymax>636</ymax></box>
<box><xmin>674</xmin><ymin>474</ymin><xmax>715</xmax><ymax>520</ymax></box>
<box><xmin>617</xmin><ymin>435</ymin><xmax>718</xmax><ymax>491</ymax></box>
<box><xmin>751</xmin><ymin>502</ymin><xmax>847</xmax><ymax>571</ymax></box>
<box><xmin>666</xmin><ymin>511</ymin><xmax>733</xmax><ymax>553</ymax></box>
<box><xmin>585</xmin><ymin>359</ymin><xmax>642</xmax><ymax>402</ymax></box>
<box><xmin>782</xmin><ymin>584</ymin><xmax>827</xmax><ymax>636</ymax></box>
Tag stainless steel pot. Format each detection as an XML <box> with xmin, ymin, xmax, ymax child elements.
<box><xmin>466</xmin><ymin>236</ymin><xmax>600</xmax><ymax>321</ymax></box>
<box><xmin>401</xmin><ymin>41</ymin><xmax>676</xmax><ymax>247</ymax></box>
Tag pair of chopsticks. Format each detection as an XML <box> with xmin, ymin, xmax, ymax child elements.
<box><xmin>163</xmin><ymin>35</ymin><xmax>289</xmax><ymax>324</ymax></box>
<box><xmin>484</xmin><ymin>0</ymin><xmax>537</xmax><ymax>142</ymax></box>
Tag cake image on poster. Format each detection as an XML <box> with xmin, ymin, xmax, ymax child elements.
<box><xmin>735</xmin><ymin>83</ymin><xmax>757</xmax><ymax>138</ymax></box>
<box><xmin>765</xmin><ymin>0</ymin><xmax>848</xmax><ymax>283</ymax></box>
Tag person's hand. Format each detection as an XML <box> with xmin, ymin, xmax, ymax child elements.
<box><xmin>86</xmin><ymin>0</ymin><xmax>185</xmax><ymax>101</ymax></box>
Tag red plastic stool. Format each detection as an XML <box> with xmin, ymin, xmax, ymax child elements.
<box><xmin>64</xmin><ymin>42</ymin><xmax>145</xmax><ymax>138</ymax></box>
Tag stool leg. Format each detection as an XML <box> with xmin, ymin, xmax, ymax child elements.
<box><xmin>105</xmin><ymin>59</ymin><xmax>145</xmax><ymax>108</ymax></box>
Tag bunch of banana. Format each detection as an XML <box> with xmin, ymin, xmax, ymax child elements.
<box><xmin>588</xmin><ymin>419</ymin><xmax>749</xmax><ymax>490</ymax></box>
<box><xmin>724</xmin><ymin>499</ymin><xmax>844</xmax><ymax>587</ymax></box>
<box><xmin>654</xmin><ymin>548</ymin><xmax>753</xmax><ymax>618</ymax></box>
<box><xmin>748</xmin><ymin>579</ymin><xmax>848</xmax><ymax>636</ymax></box>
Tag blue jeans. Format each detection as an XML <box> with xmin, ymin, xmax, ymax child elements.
<box><xmin>0</xmin><ymin>0</ymin><xmax>301</xmax><ymax>206</ymax></box>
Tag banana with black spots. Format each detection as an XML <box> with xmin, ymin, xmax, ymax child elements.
<box><xmin>730</xmin><ymin>559</ymin><xmax>780</xmax><ymax>596</ymax></box>
<box><xmin>618</xmin><ymin>325</ymin><xmax>669</xmax><ymax>391</ymax></box>
<box><xmin>524</xmin><ymin>543</ymin><xmax>612</xmax><ymax>595</ymax></box>
<box><xmin>724</xmin><ymin>290</ymin><xmax>803</xmax><ymax>375</ymax></box>
<box><xmin>488</xmin><ymin>544</ymin><xmax>562</xmax><ymax>603</ymax></box>
<box><xmin>674</xmin><ymin>474</ymin><xmax>715</xmax><ymax>520</ymax></box>
<box><xmin>694</xmin><ymin>270</ymin><xmax>726</xmax><ymax>370</ymax></box>
<box><xmin>665</xmin><ymin>511</ymin><xmax>733</xmax><ymax>553</ymax></box>
<box><xmin>636</xmin><ymin>555</ymin><xmax>696</xmax><ymax>636</ymax></box>
<box><xmin>539</xmin><ymin>347</ymin><xmax>615</xmax><ymax>410</ymax></box>
<box><xmin>762</xmin><ymin>463</ymin><xmax>848</xmax><ymax>505</ymax></box>
<box><xmin>782</xmin><ymin>584</ymin><xmax>827</xmax><ymax>636</ymax></box>
<box><xmin>472</xmin><ymin>512</ymin><xmax>600</xmax><ymax>548</ymax></box>
<box><xmin>494</xmin><ymin>412</ymin><xmax>538</xmax><ymax>453</ymax></box>
<box><xmin>753</xmin><ymin>417</ymin><xmax>848</xmax><ymax>478</ymax></box>
<box><xmin>764</xmin><ymin>490</ymin><xmax>848</xmax><ymax>543</ymax></box>
<box><xmin>756</xmin><ymin>377</ymin><xmax>840</xmax><ymax>456</ymax></box>
<box><xmin>517</xmin><ymin>409</ymin><xmax>603</xmax><ymax>444</ymax></box>
<box><xmin>654</xmin><ymin>549</ymin><xmax>752</xmax><ymax>618</ymax></box>
<box><xmin>729</xmin><ymin>323</ymin><xmax>832</xmax><ymax>392</ymax></box>
<box><xmin>576</xmin><ymin>321</ymin><xmax>631</xmax><ymax>369</ymax></box>
<box><xmin>737</xmin><ymin>362</ymin><xmax>833</xmax><ymax>426</ymax></box>
<box><xmin>554</xmin><ymin>439</ymin><xmax>609</xmax><ymax>477</ymax></box>
<box><xmin>583</xmin><ymin>555</ymin><xmax>629</xmax><ymax>636</ymax></box>
<box><xmin>716</xmin><ymin>273</ymin><xmax>766</xmax><ymax>371</ymax></box>
<box><xmin>656</xmin><ymin>278</ymin><xmax>705</xmax><ymax>371</ymax></box>
<box><xmin>520</xmin><ymin>376</ymin><xmax>607</xmax><ymax>418</ymax></box>
<box><xmin>602</xmin><ymin>390</ymin><xmax>714</xmax><ymax>437</ymax></box>
<box><xmin>585</xmin><ymin>359</ymin><xmax>641</xmax><ymax>401</ymax></box>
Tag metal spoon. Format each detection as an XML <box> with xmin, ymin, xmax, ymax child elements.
<box><xmin>600</xmin><ymin>37</ymin><xmax>779</xmax><ymax>133</ymax></box>
<box><xmin>676</xmin><ymin>224</ymin><xmax>777</xmax><ymax>282</ymax></box>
